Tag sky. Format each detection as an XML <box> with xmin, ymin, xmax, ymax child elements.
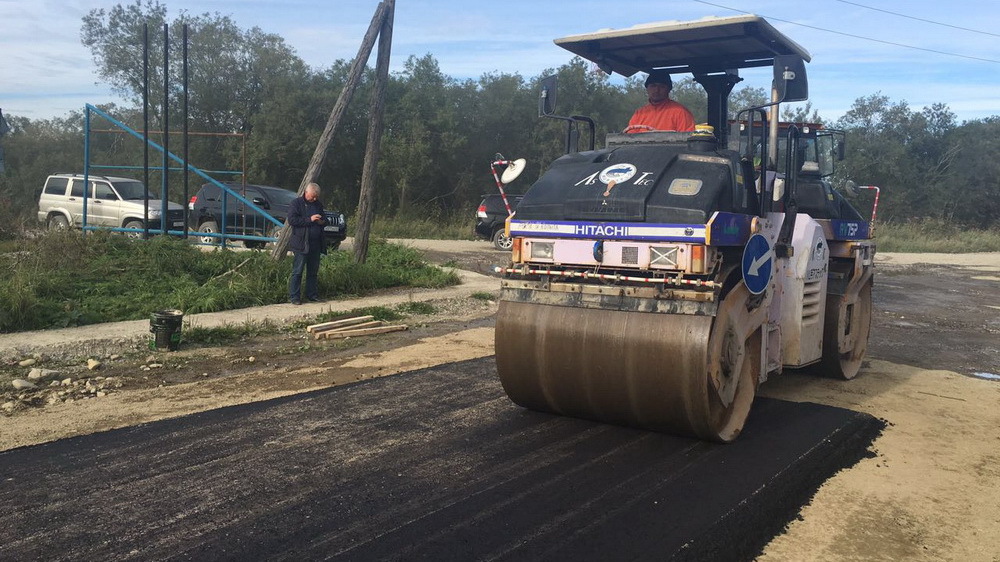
<box><xmin>2</xmin><ymin>0</ymin><xmax>1000</xmax><ymax>124</ymax></box>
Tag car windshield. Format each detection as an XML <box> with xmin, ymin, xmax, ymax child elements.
<box><xmin>268</xmin><ymin>188</ymin><xmax>298</xmax><ymax>207</ymax></box>
<box><xmin>114</xmin><ymin>180</ymin><xmax>159</xmax><ymax>200</ymax></box>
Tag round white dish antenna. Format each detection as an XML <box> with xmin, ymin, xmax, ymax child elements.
<box><xmin>501</xmin><ymin>158</ymin><xmax>527</xmax><ymax>184</ymax></box>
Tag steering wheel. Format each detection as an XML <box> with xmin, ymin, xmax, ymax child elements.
<box><xmin>623</xmin><ymin>124</ymin><xmax>655</xmax><ymax>134</ymax></box>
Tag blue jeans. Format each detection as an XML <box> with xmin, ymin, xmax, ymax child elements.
<box><xmin>289</xmin><ymin>249</ymin><xmax>322</xmax><ymax>301</ymax></box>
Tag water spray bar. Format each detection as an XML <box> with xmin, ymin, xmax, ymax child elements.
<box><xmin>494</xmin><ymin>266</ymin><xmax>719</xmax><ymax>288</ymax></box>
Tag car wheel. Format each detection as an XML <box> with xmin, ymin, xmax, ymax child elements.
<box><xmin>264</xmin><ymin>225</ymin><xmax>283</xmax><ymax>248</ymax></box>
<box><xmin>327</xmin><ymin>240</ymin><xmax>341</xmax><ymax>251</ymax></box>
<box><xmin>492</xmin><ymin>228</ymin><xmax>513</xmax><ymax>251</ymax></box>
<box><xmin>123</xmin><ymin>219</ymin><xmax>145</xmax><ymax>239</ymax></box>
<box><xmin>198</xmin><ymin>221</ymin><xmax>220</xmax><ymax>245</ymax></box>
<box><xmin>47</xmin><ymin>214</ymin><xmax>70</xmax><ymax>231</ymax></box>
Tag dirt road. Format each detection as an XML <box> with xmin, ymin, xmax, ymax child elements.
<box><xmin>1</xmin><ymin>240</ymin><xmax>998</xmax><ymax>560</ymax></box>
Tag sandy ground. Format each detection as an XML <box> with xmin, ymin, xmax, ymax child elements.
<box><xmin>1</xmin><ymin>243</ymin><xmax>998</xmax><ymax>560</ymax></box>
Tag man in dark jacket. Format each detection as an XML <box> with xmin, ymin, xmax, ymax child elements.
<box><xmin>287</xmin><ymin>182</ymin><xmax>328</xmax><ymax>305</ymax></box>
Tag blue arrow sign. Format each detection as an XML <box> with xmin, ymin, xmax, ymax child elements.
<box><xmin>742</xmin><ymin>233</ymin><xmax>773</xmax><ymax>295</ymax></box>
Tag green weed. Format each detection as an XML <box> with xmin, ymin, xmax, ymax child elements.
<box><xmin>469</xmin><ymin>292</ymin><xmax>496</xmax><ymax>301</ymax></box>
<box><xmin>183</xmin><ymin>318</ymin><xmax>281</xmax><ymax>345</ymax></box>
<box><xmin>0</xmin><ymin>232</ymin><xmax>458</xmax><ymax>333</ymax></box>
<box><xmin>397</xmin><ymin>301</ymin><xmax>436</xmax><ymax>315</ymax></box>
<box><xmin>875</xmin><ymin>219</ymin><xmax>1000</xmax><ymax>252</ymax></box>
<box><xmin>361</xmin><ymin>212</ymin><xmax>474</xmax><ymax>240</ymax></box>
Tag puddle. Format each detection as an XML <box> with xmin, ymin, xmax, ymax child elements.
<box><xmin>970</xmin><ymin>372</ymin><xmax>1000</xmax><ymax>382</ymax></box>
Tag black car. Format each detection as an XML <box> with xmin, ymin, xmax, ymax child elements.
<box><xmin>475</xmin><ymin>193</ymin><xmax>522</xmax><ymax>250</ymax></box>
<box><xmin>188</xmin><ymin>183</ymin><xmax>347</xmax><ymax>250</ymax></box>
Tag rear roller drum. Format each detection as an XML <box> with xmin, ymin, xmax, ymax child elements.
<box><xmin>818</xmin><ymin>281</ymin><xmax>873</xmax><ymax>380</ymax></box>
<box><xmin>495</xmin><ymin>283</ymin><xmax>763</xmax><ymax>442</ymax></box>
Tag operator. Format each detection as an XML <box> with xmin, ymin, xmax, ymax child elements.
<box><xmin>287</xmin><ymin>182</ymin><xmax>328</xmax><ymax>305</ymax></box>
<box><xmin>625</xmin><ymin>69</ymin><xmax>695</xmax><ymax>133</ymax></box>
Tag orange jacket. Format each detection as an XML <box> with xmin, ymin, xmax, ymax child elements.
<box><xmin>628</xmin><ymin>100</ymin><xmax>695</xmax><ymax>132</ymax></box>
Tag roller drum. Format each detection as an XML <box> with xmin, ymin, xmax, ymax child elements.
<box><xmin>496</xmin><ymin>294</ymin><xmax>759</xmax><ymax>442</ymax></box>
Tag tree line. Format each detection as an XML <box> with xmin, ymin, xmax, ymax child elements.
<box><xmin>1</xmin><ymin>0</ymin><xmax>997</xmax><ymax>238</ymax></box>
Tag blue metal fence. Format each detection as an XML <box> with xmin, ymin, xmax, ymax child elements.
<box><xmin>83</xmin><ymin>104</ymin><xmax>283</xmax><ymax>248</ymax></box>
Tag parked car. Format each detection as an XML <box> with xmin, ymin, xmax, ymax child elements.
<box><xmin>475</xmin><ymin>193</ymin><xmax>521</xmax><ymax>250</ymax></box>
<box><xmin>188</xmin><ymin>182</ymin><xmax>347</xmax><ymax>250</ymax></box>
<box><xmin>37</xmin><ymin>174</ymin><xmax>185</xmax><ymax>235</ymax></box>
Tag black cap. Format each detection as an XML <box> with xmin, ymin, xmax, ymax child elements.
<box><xmin>644</xmin><ymin>69</ymin><xmax>673</xmax><ymax>89</ymax></box>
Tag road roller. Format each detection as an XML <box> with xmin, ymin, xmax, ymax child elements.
<box><xmin>494</xmin><ymin>15</ymin><xmax>876</xmax><ymax>442</ymax></box>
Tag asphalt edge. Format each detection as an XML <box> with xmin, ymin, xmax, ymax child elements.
<box><xmin>674</xmin><ymin>408</ymin><xmax>887</xmax><ymax>561</ymax></box>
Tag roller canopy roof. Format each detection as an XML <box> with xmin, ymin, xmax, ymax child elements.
<box><xmin>554</xmin><ymin>15</ymin><xmax>811</xmax><ymax>77</ymax></box>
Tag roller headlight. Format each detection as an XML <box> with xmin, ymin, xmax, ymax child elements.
<box><xmin>530</xmin><ymin>241</ymin><xmax>554</xmax><ymax>260</ymax></box>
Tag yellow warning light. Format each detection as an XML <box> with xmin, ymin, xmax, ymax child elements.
<box><xmin>694</xmin><ymin>123</ymin><xmax>715</xmax><ymax>135</ymax></box>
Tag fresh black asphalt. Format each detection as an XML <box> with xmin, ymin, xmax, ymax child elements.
<box><xmin>0</xmin><ymin>356</ymin><xmax>883</xmax><ymax>561</ymax></box>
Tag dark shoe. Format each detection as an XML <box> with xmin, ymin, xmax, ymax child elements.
<box><xmin>307</xmin><ymin>296</ymin><xmax>322</xmax><ymax>302</ymax></box>
<box><xmin>290</xmin><ymin>299</ymin><xmax>301</xmax><ymax>305</ymax></box>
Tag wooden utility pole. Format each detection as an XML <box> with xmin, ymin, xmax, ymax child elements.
<box><xmin>353</xmin><ymin>0</ymin><xmax>394</xmax><ymax>264</ymax></box>
<box><xmin>271</xmin><ymin>1</ymin><xmax>389</xmax><ymax>259</ymax></box>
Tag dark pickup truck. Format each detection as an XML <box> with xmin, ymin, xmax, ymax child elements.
<box><xmin>475</xmin><ymin>193</ymin><xmax>521</xmax><ymax>250</ymax></box>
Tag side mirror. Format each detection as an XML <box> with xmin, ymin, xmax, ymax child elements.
<box><xmin>539</xmin><ymin>75</ymin><xmax>558</xmax><ymax>117</ymax></box>
<box><xmin>773</xmin><ymin>55</ymin><xmax>808</xmax><ymax>103</ymax></box>
<box><xmin>844</xmin><ymin>180</ymin><xmax>860</xmax><ymax>196</ymax></box>
<box><xmin>251</xmin><ymin>196</ymin><xmax>268</xmax><ymax>209</ymax></box>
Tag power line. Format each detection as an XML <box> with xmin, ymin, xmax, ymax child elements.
<box><xmin>691</xmin><ymin>0</ymin><xmax>1000</xmax><ymax>65</ymax></box>
<box><xmin>834</xmin><ymin>0</ymin><xmax>1000</xmax><ymax>39</ymax></box>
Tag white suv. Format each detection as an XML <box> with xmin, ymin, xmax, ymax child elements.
<box><xmin>38</xmin><ymin>174</ymin><xmax>186</xmax><ymax>234</ymax></box>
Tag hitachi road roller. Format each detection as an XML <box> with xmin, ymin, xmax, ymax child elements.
<box><xmin>494</xmin><ymin>15</ymin><xmax>876</xmax><ymax>442</ymax></box>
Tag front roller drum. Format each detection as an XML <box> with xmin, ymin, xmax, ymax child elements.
<box><xmin>495</xmin><ymin>286</ymin><xmax>761</xmax><ymax>442</ymax></box>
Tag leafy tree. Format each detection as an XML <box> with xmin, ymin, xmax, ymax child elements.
<box><xmin>781</xmin><ymin>101</ymin><xmax>823</xmax><ymax>124</ymax></box>
<box><xmin>834</xmin><ymin>94</ymin><xmax>967</xmax><ymax>223</ymax></box>
<box><xmin>381</xmin><ymin>55</ymin><xmax>467</xmax><ymax>213</ymax></box>
<box><xmin>670</xmin><ymin>78</ymin><xmax>707</xmax><ymax>123</ymax></box>
<box><xmin>940</xmin><ymin>117</ymin><xmax>1000</xmax><ymax>227</ymax></box>
<box><xmin>729</xmin><ymin>86</ymin><xmax>769</xmax><ymax>118</ymax></box>
<box><xmin>457</xmin><ymin>72</ymin><xmax>536</xmax><ymax>200</ymax></box>
<box><xmin>246</xmin><ymin>61</ymin><xmax>370</xmax><ymax>211</ymax></box>
<box><xmin>81</xmin><ymin>0</ymin><xmax>309</xmax><ymax>180</ymax></box>
<box><xmin>0</xmin><ymin>3</ymin><xmax>995</xmax><ymax>233</ymax></box>
<box><xmin>0</xmin><ymin>113</ymin><xmax>86</xmax><ymax>233</ymax></box>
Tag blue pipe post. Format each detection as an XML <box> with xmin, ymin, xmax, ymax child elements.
<box><xmin>143</xmin><ymin>23</ymin><xmax>150</xmax><ymax>239</ymax></box>
<box><xmin>83</xmin><ymin>107</ymin><xmax>90</xmax><ymax>235</ymax></box>
<box><xmin>161</xmin><ymin>23</ymin><xmax>170</xmax><ymax>236</ymax></box>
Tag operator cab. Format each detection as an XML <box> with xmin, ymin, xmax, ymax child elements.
<box><xmin>555</xmin><ymin>14</ymin><xmax>811</xmax><ymax>148</ymax></box>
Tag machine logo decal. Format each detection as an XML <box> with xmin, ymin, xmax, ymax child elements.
<box><xmin>598</xmin><ymin>164</ymin><xmax>637</xmax><ymax>185</ymax></box>
<box><xmin>508</xmin><ymin>219</ymin><xmax>706</xmax><ymax>242</ymax></box>
<box><xmin>574</xmin><ymin>164</ymin><xmax>654</xmax><ymax>187</ymax></box>
<box><xmin>830</xmin><ymin>220</ymin><xmax>870</xmax><ymax>240</ymax></box>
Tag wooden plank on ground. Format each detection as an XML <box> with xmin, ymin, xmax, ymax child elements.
<box><xmin>307</xmin><ymin>316</ymin><xmax>374</xmax><ymax>334</ymax></box>
<box><xmin>321</xmin><ymin>325</ymin><xmax>408</xmax><ymax>339</ymax></box>
<box><xmin>313</xmin><ymin>321</ymin><xmax>383</xmax><ymax>340</ymax></box>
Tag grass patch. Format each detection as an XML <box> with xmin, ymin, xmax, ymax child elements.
<box><xmin>306</xmin><ymin>306</ymin><xmax>404</xmax><ymax>324</ymax></box>
<box><xmin>469</xmin><ymin>291</ymin><xmax>495</xmax><ymax>301</ymax></box>
<box><xmin>875</xmin><ymin>219</ymin><xmax>1000</xmax><ymax>253</ymax></box>
<box><xmin>0</xmin><ymin>232</ymin><xmax>459</xmax><ymax>333</ymax></box>
<box><xmin>397</xmin><ymin>301</ymin><xmax>436</xmax><ymax>315</ymax></box>
<box><xmin>361</xmin><ymin>211</ymin><xmax>474</xmax><ymax>240</ymax></box>
<box><xmin>183</xmin><ymin>318</ymin><xmax>281</xmax><ymax>345</ymax></box>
